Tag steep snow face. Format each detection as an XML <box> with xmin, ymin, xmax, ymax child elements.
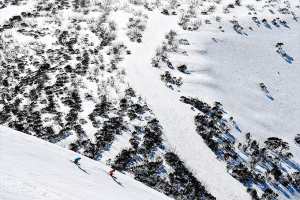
<box><xmin>0</xmin><ymin>126</ymin><xmax>171</xmax><ymax>200</ymax></box>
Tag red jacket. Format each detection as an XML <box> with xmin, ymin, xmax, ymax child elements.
<box><xmin>108</xmin><ymin>169</ymin><xmax>115</xmax><ymax>176</ymax></box>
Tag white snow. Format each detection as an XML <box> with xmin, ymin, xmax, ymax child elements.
<box><xmin>1</xmin><ymin>0</ymin><xmax>300</xmax><ymax>199</ymax></box>
<box><xmin>0</xmin><ymin>126</ymin><xmax>171</xmax><ymax>200</ymax></box>
<box><xmin>114</xmin><ymin>2</ymin><xmax>300</xmax><ymax>199</ymax></box>
<box><xmin>0</xmin><ymin>1</ymin><xmax>35</xmax><ymax>24</ymax></box>
<box><xmin>116</xmin><ymin>10</ymin><xmax>251</xmax><ymax>200</ymax></box>
<box><xmin>180</xmin><ymin>21</ymin><xmax>300</xmax><ymax>161</ymax></box>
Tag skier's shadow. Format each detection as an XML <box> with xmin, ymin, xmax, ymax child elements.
<box><xmin>266</xmin><ymin>94</ymin><xmax>274</xmax><ymax>101</ymax></box>
<box><xmin>77</xmin><ymin>165</ymin><xmax>89</xmax><ymax>174</ymax></box>
<box><xmin>70</xmin><ymin>160</ymin><xmax>89</xmax><ymax>174</ymax></box>
<box><xmin>111</xmin><ymin>176</ymin><xmax>123</xmax><ymax>187</ymax></box>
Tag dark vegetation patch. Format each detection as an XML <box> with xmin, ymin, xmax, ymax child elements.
<box><xmin>181</xmin><ymin>96</ymin><xmax>300</xmax><ymax>199</ymax></box>
<box><xmin>126</xmin><ymin>14</ymin><xmax>147</xmax><ymax>43</ymax></box>
<box><xmin>151</xmin><ymin>30</ymin><xmax>188</xmax><ymax>91</ymax></box>
<box><xmin>0</xmin><ymin>2</ymin><xmax>214</xmax><ymax>199</ymax></box>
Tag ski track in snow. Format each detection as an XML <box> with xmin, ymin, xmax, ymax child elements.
<box><xmin>118</xmin><ymin>10</ymin><xmax>251</xmax><ymax>200</ymax></box>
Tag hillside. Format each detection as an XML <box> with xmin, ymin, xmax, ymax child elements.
<box><xmin>0</xmin><ymin>126</ymin><xmax>171</xmax><ymax>200</ymax></box>
<box><xmin>0</xmin><ymin>0</ymin><xmax>300</xmax><ymax>199</ymax></box>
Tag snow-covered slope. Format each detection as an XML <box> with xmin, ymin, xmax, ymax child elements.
<box><xmin>113</xmin><ymin>1</ymin><xmax>300</xmax><ymax>199</ymax></box>
<box><xmin>1</xmin><ymin>0</ymin><xmax>300</xmax><ymax>199</ymax></box>
<box><xmin>189</xmin><ymin>23</ymin><xmax>300</xmax><ymax>159</ymax></box>
<box><xmin>118</xmin><ymin>8</ymin><xmax>300</xmax><ymax>197</ymax></box>
<box><xmin>0</xmin><ymin>126</ymin><xmax>170</xmax><ymax>200</ymax></box>
<box><xmin>115</xmin><ymin>10</ymin><xmax>251</xmax><ymax>200</ymax></box>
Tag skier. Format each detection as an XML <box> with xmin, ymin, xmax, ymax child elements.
<box><xmin>73</xmin><ymin>156</ymin><xmax>81</xmax><ymax>165</ymax></box>
<box><xmin>108</xmin><ymin>168</ymin><xmax>123</xmax><ymax>186</ymax></box>
<box><xmin>259</xmin><ymin>82</ymin><xmax>269</xmax><ymax>93</ymax></box>
<box><xmin>108</xmin><ymin>168</ymin><xmax>116</xmax><ymax>177</ymax></box>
